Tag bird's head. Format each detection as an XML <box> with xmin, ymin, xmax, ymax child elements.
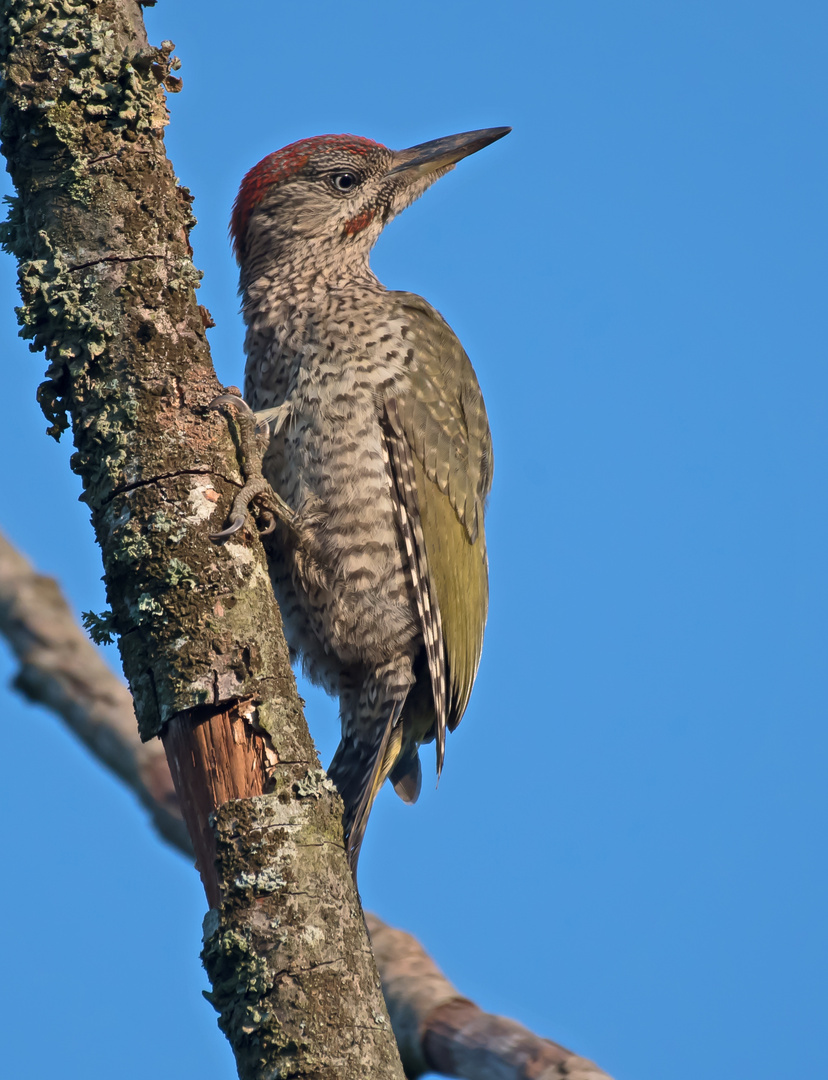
<box><xmin>231</xmin><ymin>127</ymin><xmax>510</xmax><ymax>283</ymax></box>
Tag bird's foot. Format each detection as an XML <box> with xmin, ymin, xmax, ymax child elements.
<box><xmin>209</xmin><ymin>388</ymin><xmax>298</xmax><ymax>543</ymax></box>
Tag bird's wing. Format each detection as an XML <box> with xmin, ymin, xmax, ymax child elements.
<box><xmin>382</xmin><ymin>399</ymin><xmax>449</xmax><ymax>772</ymax></box>
<box><xmin>389</xmin><ymin>292</ymin><xmax>493</xmax><ymax>544</ymax></box>
<box><xmin>382</xmin><ymin>292</ymin><xmax>492</xmax><ymax>752</ymax></box>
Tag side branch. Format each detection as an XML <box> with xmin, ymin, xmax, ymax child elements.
<box><xmin>368</xmin><ymin>917</ymin><xmax>611</xmax><ymax>1080</ymax></box>
<box><xmin>0</xmin><ymin>528</ymin><xmax>188</xmax><ymax>853</ymax></box>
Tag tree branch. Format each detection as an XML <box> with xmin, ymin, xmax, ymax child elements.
<box><xmin>0</xmin><ymin>528</ymin><xmax>189</xmax><ymax>853</ymax></box>
<box><xmin>368</xmin><ymin>916</ymin><xmax>612</xmax><ymax>1080</ymax></box>
<box><xmin>0</xmin><ymin>2</ymin><xmax>402</xmax><ymax>1076</ymax></box>
<box><xmin>0</xmin><ymin>527</ymin><xmax>614</xmax><ymax>1080</ymax></box>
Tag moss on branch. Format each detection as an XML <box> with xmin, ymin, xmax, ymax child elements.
<box><xmin>0</xmin><ymin>3</ymin><xmax>405</xmax><ymax>1076</ymax></box>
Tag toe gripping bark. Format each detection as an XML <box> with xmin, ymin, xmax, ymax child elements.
<box><xmin>209</xmin><ymin>389</ymin><xmax>297</xmax><ymax>543</ymax></box>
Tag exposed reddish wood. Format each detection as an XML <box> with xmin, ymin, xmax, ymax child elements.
<box><xmin>162</xmin><ymin>707</ymin><xmax>272</xmax><ymax>907</ymax></box>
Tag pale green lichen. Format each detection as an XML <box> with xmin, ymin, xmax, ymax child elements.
<box><xmin>135</xmin><ymin>592</ymin><xmax>164</xmax><ymax>621</ymax></box>
<box><xmin>201</xmin><ymin>925</ymin><xmax>273</xmax><ymax>1026</ymax></box>
<box><xmin>18</xmin><ymin>256</ymin><xmax>117</xmax><ymax>438</ymax></box>
<box><xmin>110</xmin><ymin>527</ymin><xmax>151</xmax><ymax>566</ymax></box>
<box><xmin>294</xmin><ymin>768</ymin><xmax>336</xmax><ymax>799</ymax></box>
<box><xmin>1</xmin><ymin>0</ymin><xmax>310</xmax><ymax>744</ymax></box>
<box><xmin>165</xmin><ymin>557</ymin><xmax>198</xmax><ymax>588</ymax></box>
<box><xmin>234</xmin><ymin>866</ymin><xmax>286</xmax><ymax>894</ymax></box>
<box><xmin>197</xmin><ymin>795</ymin><xmax>403</xmax><ymax>1079</ymax></box>
<box><xmin>81</xmin><ymin>607</ymin><xmax>116</xmax><ymax>645</ymax></box>
<box><xmin>147</xmin><ymin>508</ymin><xmax>187</xmax><ymax>542</ymax></box>
<box><xmin>0</xmin><ymin>4</ymin><xmax>188</xmax><ymax>439</ymax></box>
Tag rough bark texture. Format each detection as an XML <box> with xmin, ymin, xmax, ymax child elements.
<box><xmin>0</xmin><ymin>2</ymin><xmax>404</xmax><ymax>1076</ymax></box>
<box><xmin>205</xmin><ymin>790</ymin><xmax>394</xmax><ymax>1079</ymax></box>
<box><xmin>0</xmin><ymin>526</ymin><xmax>617</xmax><ymax>1080</ymax></box>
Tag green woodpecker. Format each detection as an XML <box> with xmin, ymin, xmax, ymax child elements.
<box><xmin>225</xmin><ymin>127</ymin><xmax>508</xmax><ymax>869</ymax></box>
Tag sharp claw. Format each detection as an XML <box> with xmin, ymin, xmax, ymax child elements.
<box><xmin>209</xmin><ymin>516</ymin><xmax>247</xmax><ymax>542</ymax></box>
<box><xmin>210</xmin><ymin>393</ymin><xmax>256</xmax><ymax>419</ymax></box>
<box><xmin>210</xmin><ymin>392</ymin><xmax>293</xmax><ymax>543</ymax></box>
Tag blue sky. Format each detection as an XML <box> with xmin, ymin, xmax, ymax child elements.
<box><xmin>1</xmin><ymin>2</ymin><xmax>825</xmax><ymax>1077</ymax></box>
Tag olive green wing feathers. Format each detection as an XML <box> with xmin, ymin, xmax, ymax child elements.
<box><xmin>390</xmin><ymin>293</ymin><xmax>493</xmax><ymax>545</ymax></box>
<box><xmin>383</xmin><ymin>291</ymin><xmax>492</xmax><ymax>765</ymax></box>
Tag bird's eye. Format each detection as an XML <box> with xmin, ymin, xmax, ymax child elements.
<box><xmin>331</xmin><ymin>172</ymin><xmax>359</xmax><ymax>192</ymax></box>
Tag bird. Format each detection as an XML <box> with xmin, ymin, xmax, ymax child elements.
<box><xmin>222</xmin><ymin>127</ymin><xmax>509</xmax><ymax>871</ymax></box>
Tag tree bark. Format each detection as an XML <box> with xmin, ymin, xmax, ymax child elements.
<box><xmin>0</xmin><ymin>2</ymin><xmax>403</xmax><ymax>1077</ymax></box>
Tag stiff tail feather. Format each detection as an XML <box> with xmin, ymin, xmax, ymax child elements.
<box><xmin>327</xmin><ymin>700</ymin><xmax>405</xmax><ymax>877</ymax></box>
<box><xmin>389</xmin><ymin>746</ymin><xmax>422</xmax><ymax>804</ymax></box>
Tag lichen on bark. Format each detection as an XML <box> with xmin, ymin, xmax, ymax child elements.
<box><xmin>0</xmin><ymin>0</ymin><xmax>241</xmax><ymax>736</ymax></box>
<box><xmin>203</xmin><ymin>783</ymin><xmax>402</xmax><ymax>1080</ymax></box>
<box><xmin>0</xmin><ymin>2</ymin><xmax>405</xmax><ymax>1076</ymax></box>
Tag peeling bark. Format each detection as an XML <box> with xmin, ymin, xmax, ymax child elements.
<box><xmin>0</xmin><ymin>2</ymin><xmax>403</xmax><ymax>1076</ymax></box>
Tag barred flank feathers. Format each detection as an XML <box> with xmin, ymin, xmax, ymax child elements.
<box><xmin>382</xmin><ymin>399</ymin><xmax>449</xmax><ymax>774</ymax></box>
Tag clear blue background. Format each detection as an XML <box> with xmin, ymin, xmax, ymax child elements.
<box><xmin>1</xmin><ymin>2</ymin><xmax>825</xmax><ymax>1077</ymax></box>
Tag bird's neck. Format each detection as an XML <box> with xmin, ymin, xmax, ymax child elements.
<box><xmin>241</xmin><ymin>238</ymin><xmax>384</xmax><ymax>326</ymax></box>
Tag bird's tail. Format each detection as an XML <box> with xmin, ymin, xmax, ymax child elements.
<box><xmin>327</xmin><ymin>700</ymin><xmax>405</xmax><ymax>876</ymax></box>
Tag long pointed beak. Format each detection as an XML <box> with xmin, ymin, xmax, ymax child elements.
<box><xmin>387</xmin><ymin>126</ymin><xmax>511</xmax><ymax>178</ymax></box>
